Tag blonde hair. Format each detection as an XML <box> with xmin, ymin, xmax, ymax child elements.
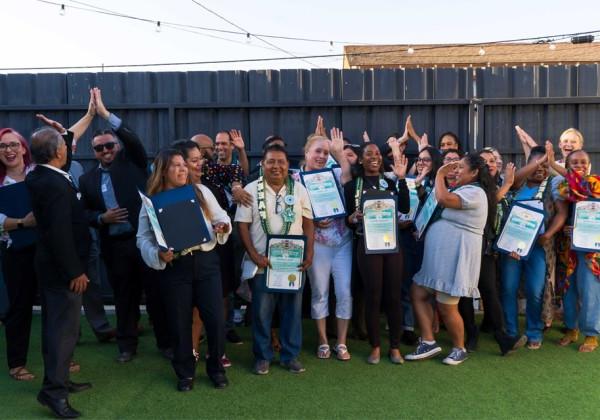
<box><xmin>559</xmin><ymin>128</ymin><xmax>584</xmax><ymax>146</ymax></box>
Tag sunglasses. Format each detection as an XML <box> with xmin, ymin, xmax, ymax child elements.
<box><xmin>93</xmin><ymin>142</ymin><xmax>117</xmax><ymax>152</ymax></box>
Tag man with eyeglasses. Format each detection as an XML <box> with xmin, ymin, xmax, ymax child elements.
<box><xmin>79</xmin><ymin>88</ymin><xmax>170</xmax><ymax>364</ymax></box>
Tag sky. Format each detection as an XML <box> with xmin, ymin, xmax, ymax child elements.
<box><xmin>2</xmin><ymin>0</ymin><xmax>600</xmax><ymax>73</ymax></box>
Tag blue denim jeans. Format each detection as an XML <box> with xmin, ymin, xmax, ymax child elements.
<box><xmin>250</xmin><ymin>273</ymin><xmax>303</xmax><ymax>363</ymax></box>
<box><xmin>500</xmin><ymin>245</ymin><xmax>546</xmax><ymax>342</ymax></box>
<box><xmin>562</xmin><ymin>273</ymin><xmax>578</xmax><ymax>330</ymax></box>
<box><xmin>575</xmin><ymin>252</ymin><xmax>600</xmax><ymax>337</ymax></box>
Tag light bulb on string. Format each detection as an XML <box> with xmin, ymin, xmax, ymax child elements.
<box><xmin>246</xmin><ymin>33</ymin><xmax>251</xmax><ymax>44</ymax></box>
<box><xmin>329</xmin><ymin>41</ymin><xmax>334</xmax><ymax>52</ymax></box>
<box><xmin>407</xmin><ymin>47</ymin><xmax>414</xmax><ymax>54</ymax></box>
<box><xmin>59</xmin><ymin>4</ymin><xmax>66</xmax><ymax>16</ymax></box>
<box><xmin>478</xmin><ymin>47</ymin><xmax>486</xmax><ymax>56</ymax></box>
<box><xmin>155</xmin><ymin>21</ymin><xmax>161</xmax><ymax>32</ymax></box>
<box><xmin>549</xmin><ymin>43</ymin><xmax>556</xmax><ymax>50</ymax></box>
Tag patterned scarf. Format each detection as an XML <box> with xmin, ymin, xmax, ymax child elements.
<box><xmin>558</xmin><ymin>170</ymin><xmax>600</xmax><ymax>280</ymax></box>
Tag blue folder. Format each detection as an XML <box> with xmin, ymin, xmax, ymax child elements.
<box><xmin>150</xmin><ymin>185</ymin><xmax>211</xmax><ymax>252</ymax></box>
<box><xmin>0</xmin><ymin>182</ymin><xmax>37</xmax><ymax>249</ymax></box>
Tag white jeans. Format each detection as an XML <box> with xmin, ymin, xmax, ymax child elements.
<box><xmin>308</xmin><ymin>239</ymin><xmax>353</xmax><ymax>320</ymax></box>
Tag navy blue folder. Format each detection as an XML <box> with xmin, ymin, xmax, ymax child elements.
<box><xmin>150</xmin><ymin>185</ymin><xmax>210</xmax><ymax>252</ymax></box>
<box><xmin>0</xmin><ymin>182</ymin><xmax>37</xmax><ymax>249</ymax></box>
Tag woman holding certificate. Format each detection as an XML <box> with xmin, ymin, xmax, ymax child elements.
<box><xmin>293</xmin><ymin>129</ymin><xmax>353</xmax><ymax>360</ymax></box>
<box><xmin>344</xmin><ymin>143</ymin><xmax>410</xmax><ymax>364</ymax></box>
<box><xmin>137</xmin><ymin>149</ymin><xmax>231</xmax><ymax>391</ymax></box>
<box><xmin>551</xmin><ymin>148</ymin><xmax>600</xmax><ymax>352</ymax></box>
<box><xmin>407</xmin><ymin>154</ymin><xmax>495</xmax><ymax>365</ymax></box>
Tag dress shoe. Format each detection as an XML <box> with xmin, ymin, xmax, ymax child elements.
<box><xmin>116</xmin><ymin>351</ymin><xmax>136</xmax><ymax>363</ymax></box>
<box><xmin>37</xmin><ymin>392</ymin><xmax>81</xmax><ymax>418</ymax></box>
<box><xmin>95</xmin><ymin>329</ymin><xmax>117</xmax><ymax>343</ymax></box>
<box><xmin>465</xmin><ymin>328</ymin><xmax>480</xmax><ymax>353</ymax></box>
<box><xmin>177</xmin><ymin>377</ymin><xmax>194</xmax><ymax>392</ymax></box>
<box><xmin>67</xmin><ymin>381</ymin><xmax>92</xmax><ymax>393</ymax></box>
<box><xmin>209</xmin><ymin>373</ymin><xmax>229</xmax><ymax>389</ymax></box>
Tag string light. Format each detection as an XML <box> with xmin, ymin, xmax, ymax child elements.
<box><xmin>329</xmin><ymin>41</ymin><xmax>334</xmax><ymax>52</ymax></box>
<box><xmin>478</xmin><ymin>47</ymin><xmax>486</xmax><ymax>56</ymax></box>
<box><xmin>245</xmin><ymin>33</ymin><xmax>251</xmax><ymax>44</ymax></box>
<box><xmin>549</xmin><ymin>43</ymin><xmax>557</xmax><ymax>50</ymax></box>
<box><xmin>407</xmin><ymin>47</ymin><xmax>415</xmax><ymax>54</ymax></box>
<box><xmin>155</xmin><ymin>21</ymin><xmax>161</xmax><ymax>32</ymax></box>
<box><xmin>59</xmin><ymin>3</ymin><xmax>65</xmax><ymax>15</ymax></box>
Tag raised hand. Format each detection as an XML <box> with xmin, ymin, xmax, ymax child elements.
<box><xmin>362</xmin><ymin>130</ymin><xmax>371</xmax><ymax>143</ymax></box>
<box><xmin>86</xmin><ymin>88</ymin><xmax>96</xmax><ymax>118</ymax></box>
<box><xmin>438</xmin><ymin>161</ymin><xmax>459</xmax><ymax>176</ymax></box>
<box><xmin>392</xmin><ymin>154</ymin><xmax>409</xmax><ymax>179</ymax></box>
<box><xmin>515</xmin><ymin>125</ymin><xmax>538</xmax><ymax>148</ymax></box>
<box><xmin>503</xmin><ymin>162</ymin><xmax>516</xmax><ymax>187</ymax></box>
<box><xmin>406</xmin><ymin>115</ymin><xmax>422</xmax><ymax>142</ymax></box>
<box><xmin>315</xmin><ymin>115</ymin><xmax>327</xmax><ymax>137</ymax></box>
<box><xmin>418</xmin><ymin>133</ymin><xmax>430</xmax><ymax>151</ymax></box>
<box><xmin>330</xmin><ymin>126</ymin><xmax>344</xmax><ymax>153</ymax></box>
<box><xmin>93</xmin><ymin>87</ymin><xmax>110</xmax><ymax>119</ymax></box>
<box><xmin>36</xmin><ymin>114</ymin><xmax>66</xmax><ymax>134</ymax></box>
<box><xmin>229</xmin><ymin>129</ymin><xmax>245</xmax><ymax>150</ymax></box>
<box><xmin>416</xmin><ymin>166</ymin><xmax>430</xmax><ymax>184</ymax></box>
<box><xmin>545</xmin><ymin>140</ymin><xmax>556</xmax><ymax>164</ymax></box>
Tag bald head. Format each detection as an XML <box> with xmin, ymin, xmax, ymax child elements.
<box><xmin>191</xmin><ymin>134</ymin><xmax>214</xmax><ymax>160</ymax></box>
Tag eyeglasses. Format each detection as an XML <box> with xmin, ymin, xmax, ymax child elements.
<box><xmin>275</xmin><ymin>193</ymin><xmax>283</xmax><ymax>214</ymax></box>
<box><xmin>0</xmin><ymin>142</ymin><xmax>21</xmax><ymax>152</ymax></box>
<box><xmin>416</xmin><ymin>157</ymin><xmax>432</xmax><ymax>163</ymax></box>
<box><xmin>93</xmin><ymin>142</ymin><xmax>117</xmax><ymax>152</ymax></box>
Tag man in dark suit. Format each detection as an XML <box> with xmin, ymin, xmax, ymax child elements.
<box><xmin>78</xmin><ymin>88</ymin><xmax>170</xmax><ymax>362</ymax></box>
<box><xmin>26</xmin><ymin>127</ymin><xmax>91</xmax><ymax>418</ymax></box>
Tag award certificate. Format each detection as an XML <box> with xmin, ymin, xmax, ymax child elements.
<box><xmin>572</xmin><ymin>199</ymin><xmax>600</xmax><ymax>252</ymax></box>
<box><xmin>138</xmin><ymin>191</ymin><xmax>169</xmax><ymax>251</ymax></box>
<box><xmin>300</xmin><ymin>169</ymin><xmax>346</xmax><ymax>221</ymax></box>
<box><xmin>495</xmin><ymin>202</ymin><xmax>545</xmax><ymax>259</ymax></box>
<box><xmin>414</xmin><ymin>189</ymin><xmax>438</xmax><ymax>240</ymax></box>
<box><xmin>265</xmin><ymin>235</ymin><xmax>306</xmax><ymax>293</ymax></box>
<box><xmin>399</xmin><ymin>177</ymin><xmax>419</xmax><ymax>221</ymax></box>
<box><xmin>362</xmin><ymin>191</ymin><xmax>398</xmax><ymax>254</ymax></box>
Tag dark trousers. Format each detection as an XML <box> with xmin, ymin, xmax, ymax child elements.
<box><xmin>161</xmin><ymin>250</ymin><xmax>225</xmax><ymax>379</ymax></box>
<box><xmin>82</xmin><ymin>234</ymin><xmax>112</xmax><ymax>335</ymax></box>
<box><xmin>351</xmin><ymin>241</ymin><xmax>367</xmax><ymax>337</ymax></box>
<box><xmin>1</xmin><ymin>245</ymin><xmax>37</xmax><ymax>369</ymax></box>
<box><xmin>40</xmin><ymin>286</ymin><xmax>82</xmax><ymax>400</ymax></box>
<box><xmin>459</xmin><ymin>254</ymin><xmax>507</xmax><ymax>340</ymax></box>
<box><xmin>356</xmin><ymin>241</ymin><xmax>403</xmax><ymax>349</ymax></box>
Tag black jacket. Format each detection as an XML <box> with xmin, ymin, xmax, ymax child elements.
<box><xmin>25</xmin><ymin>165</ymin><xmax>91</xmax><ymax>288</ymax></box>
<box><xmin>79</xmin><ymin>122</ymin><xmax>148</xmax><ymax>243</ymax></box>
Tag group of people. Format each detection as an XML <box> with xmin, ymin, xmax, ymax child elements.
<box><xmin>1</xmin><ymin>89</ymin><xmax>599</xmax><ymax>418</ymax></box>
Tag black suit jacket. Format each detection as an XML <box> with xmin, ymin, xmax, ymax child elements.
<box><xmin>79</xmin><ymin>122</ymin><xmax>148</xmax><ymax>244</ymax></box>
<box><xmin>25</xmin><ymin>165</ymin><xmax>91</xmax><ymax>289</ymax></box>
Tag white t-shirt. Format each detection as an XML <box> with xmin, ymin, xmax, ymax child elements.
<box><xmin>235</xmin><ymin>179</ymin><xmax>313</xmax><ymax>271</ymax></box>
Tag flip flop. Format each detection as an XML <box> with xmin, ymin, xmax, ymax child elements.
<box><xmin>317</xmin><ymin>344</ymin><xmax>331</xmax><ymax>359</ymax></box>
<box><xmin>333</xmin><ymin>344</ymin><xmax>351</xmax><ymax>361</ymax></box>
<box><xmin>9</xmin><ymin>366</ymin><xmax>35</xmax><ymax>381</ymax></box>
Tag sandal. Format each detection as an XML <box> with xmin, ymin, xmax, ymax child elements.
<box><xmin>69</xmin><ymin>361</ymin><xmax>81</xmax><ymax>374</ymax></box>
<box><xmin>527</xmin><ymin>341</ymin><xmax>542</xmax><ymax>350</ymax></box>
<box><xmin>578</xmin><ymin>336</ymin><xmax>598</xmax><ymax>353</ymax></box>
<box><xmin>333</xmin><ymin>344</ymin><xmax>351</xmax><ymax>361</ymax></box>
<box><xmin>558</xmin><ymin>329</ymin><xmax>579</xmax><ymax>346</ymax></box>
<box><xmin>317</xmin><ymin>344</ymin><xmax>331</xmax><ymax>359</ymax></box>
<box><xmin>9</xmin><ymin>366</ymin><xmax>35</xmax><ymax>381</ymax></box>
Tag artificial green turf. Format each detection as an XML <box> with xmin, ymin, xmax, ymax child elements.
<box><xmin>1</xmin><ymin>315</ymin><xmax>599</xmax><ymax>419</ymax></box>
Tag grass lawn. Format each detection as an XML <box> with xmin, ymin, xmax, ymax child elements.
<box><xmin>1</xmin><ymin>314</ymin><xmax>599</xmax><ymax>419</ymax></box>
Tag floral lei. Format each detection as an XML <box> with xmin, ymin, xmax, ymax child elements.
<box><xmin>557</xmin><ymin>170</ymin><xmax>600</xmax><ymax>278</ymax></box>
<box><xmin>257</xmin><ymin>174</ymin><xmax>295</xmax><ymax>235</ymax></box>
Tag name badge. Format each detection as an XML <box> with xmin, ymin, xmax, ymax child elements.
<box><xmin>101</xmin><ymin>184</ymin><xmax>108</xmax><ymax>193</ymax></box>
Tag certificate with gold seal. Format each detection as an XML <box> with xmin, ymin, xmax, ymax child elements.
<box><xmin>572</xmin><ymin>199</ymin><xmax>600</xmax><ymax>252</ymax></box>
<box><xmin>495</xmin><ymin>202</ymin><xmax>545</xmax><ymax>259</ymax></box>
<box><xmin>265</xmin><ymin>235</ymin><xmax>306</xmax><ymax>293</ymax></box>
<box><xmin>362</xmin><ymin>190</ymin><xmax>399</xmax><ymax>254</ymax></box>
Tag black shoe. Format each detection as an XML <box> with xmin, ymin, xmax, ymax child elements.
<box><xmin>67</xmin><ymin>381</ymin><xmax>92</xmax><ymax>393</ymax></box>
<box><xmin>401</xmin><ymin>330</ymin><xmax>418</xmax><ymax>346</ymax></box>
<box><xmin>37</xmin><ymin>392</ymin><xmax>81</xmax><ymax>418</ymax></box>
<box><xmin>209</xmin><ymin>373</ymin><xmax>229</xmax><ymax>389</ymax></box>
<box><xmin>95</xmin><ymin>329</ymin><xmax>116</xmax><ymax>343</ymax></box>
<box><xmin>160</xmin><ymin>348</ymin><xmax>174</xmax><ymax>361</ymax></box>
<box><xmin>177</xmin><ymin>377</ymin><xmax>194</xmax><ymax>392</ymax></box>
<box><xmin>465</xmin><ymin>328</ymin><xmax>480</xmax><ymax>353</ymax></box>
<box><xmin>498</xmin><ymin>334</ymin><xmax>528</xmax><ymax>356</ymax></box>
<box><xmin>116</xmin><ymin>351</ymin><xmax>136</xmax><ymax>363</ymax></box>
<box><xmin>226</xmin><ymin>329</ymin><xmax>243</xmax><ymax>345</ymax></box>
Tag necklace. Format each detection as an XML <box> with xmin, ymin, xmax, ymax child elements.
<box><xmin>257</xmin><ymin>175</ymin><xmax>296</xmax><ymax>235</ymax></box>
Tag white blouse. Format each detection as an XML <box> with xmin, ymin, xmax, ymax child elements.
<box><xmin>136</xmin><ymin>183</ymin><xmax>231</xmax><ymax>270</ymax></box>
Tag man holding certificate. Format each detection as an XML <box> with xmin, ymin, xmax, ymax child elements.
<box><xmin>235</xmin><ymin>144</ymin><xmax>314</xmax><ymax>375</ymax></box>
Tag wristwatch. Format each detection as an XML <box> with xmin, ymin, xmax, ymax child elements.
<box><xmin>17</xmin><ymin>219</ymin><xmax>24</xmax><ymax>229</ymax></box>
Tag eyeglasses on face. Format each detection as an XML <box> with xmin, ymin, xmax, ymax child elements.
<box><xmin>93</xmin><ymin>142</ymin><xmax>117</xmax><ymax>152</ymax></box>
<box><xmin>0</xmin><ymin>142</ymin><xmax>21</xmax><ymax>152</ymax></box>
<box><xmin>416</xmin><ymin>157</ymin><xmax>432</xmax><ymax>163</ymax></box>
